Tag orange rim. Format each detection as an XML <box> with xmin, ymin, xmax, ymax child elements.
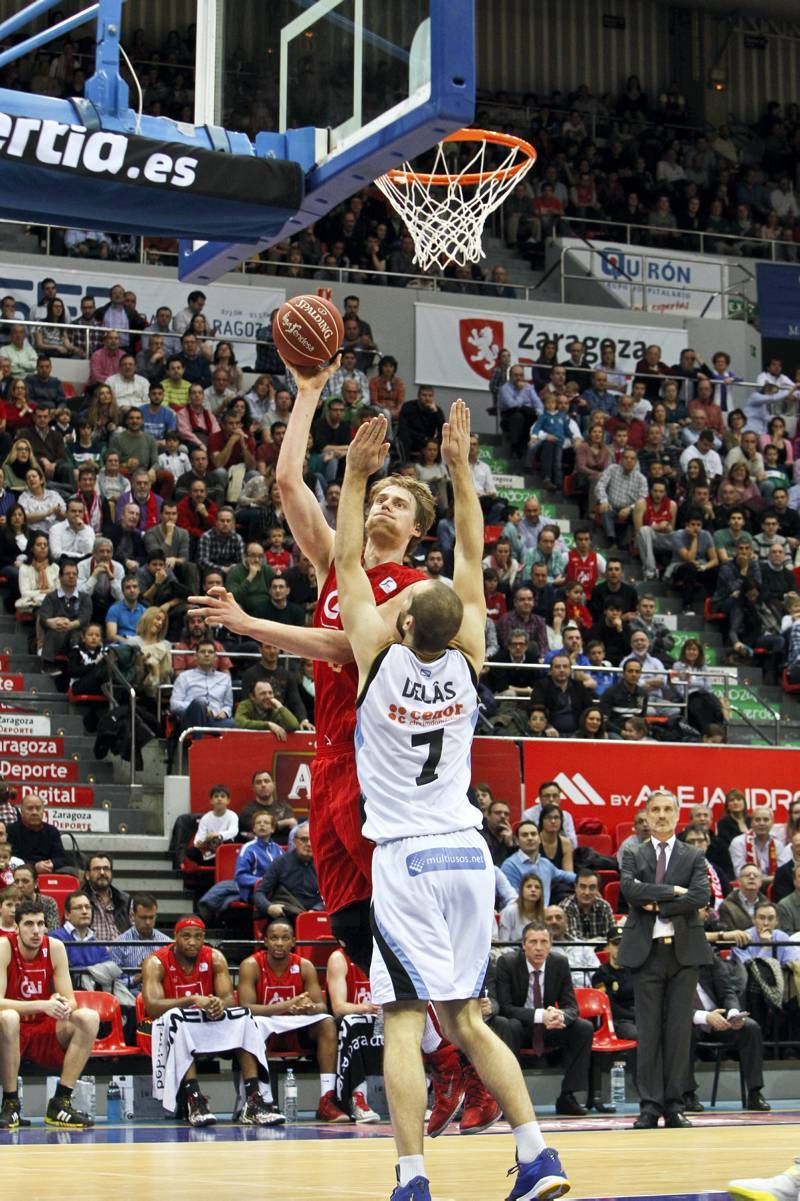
<box><xmin>382</xmin><ymin>128</ymin><xmax>537</xmax><ymax>188</ymax></box>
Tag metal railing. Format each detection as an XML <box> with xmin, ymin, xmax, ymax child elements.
<box><xmin>551</xmin><ymin>213</ymin><xmax>793</xmax><ymax>263</ymax></box>
<box><xmin>107</xmin><ymin>653</ymin><xmax>137</xmax><ymax>788</ymax></box>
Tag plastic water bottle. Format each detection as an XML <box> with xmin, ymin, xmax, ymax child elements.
<box><xmin>73</xmin><ymin>1076</ymin><xmax>96</xmax><ymax>1122</ymax></box>
<box><xmin>284</xmin><ymin>1068</ymin><xmax>297</xmax><ymax>1122</ymax></box>
<box><xmin>106</xmin><ymin>1081</ymin><xmax>122</xmax><ymax>1123</ymax></box>
<box><xmin>610</xmin><ymin>1062</ymin><xmax>626</xmax><ymax>1109</ymax></box>
<box><xmin>16</xmin><ymin>1077</ymin><xmax>23</xmax><ymax>1112</ymax></box>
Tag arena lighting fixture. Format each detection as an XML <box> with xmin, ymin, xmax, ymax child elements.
<box><xmin>708</xmin><ymin>66</ymin><xmax>728</xmax><ymax>92</ymax></box>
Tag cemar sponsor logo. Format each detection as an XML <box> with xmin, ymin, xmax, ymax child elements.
<box><xmin>553</xmin><ymin>771</ymin><xmax>606</xmax><ymax>806</ymax></box>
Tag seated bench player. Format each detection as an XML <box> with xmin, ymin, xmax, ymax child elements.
<box><xmin>0</xmin><ymin>898</ymin><xmax>100</xmax><ymax>1128</ymax></box>
<box><xmin>141</xmin><ymin>915</ymin><xmax>279</xmax><ymax>1127</ymax></box>
<box><xmin>238</xmin><ymin>918</ymin><xmax>349</xmax><ymax>1122</ymax></box>
<box><xmin>327</xmin><ymin>945</ymin><xmax>383</xmax><ymax>1123</ymax></box>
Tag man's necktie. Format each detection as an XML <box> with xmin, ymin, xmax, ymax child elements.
<box><xmin>531</xmin><ymin>969</ymin><xmax>545</xmax><ymax>1055</ymax></box>
<box><xmin>655</xmin><ymin>841</ymin><xmax>668</xmax><ymax>883</ymax></box>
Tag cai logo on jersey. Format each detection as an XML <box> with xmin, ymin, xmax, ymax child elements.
<box><xmin>378</xmin><ymin>577</ymin><xmax>397</xmax><ymax>595</ymax></box>
<box><xmin>322</xmin><ymin>589</ymin><xmax>340</xmax><ymax>623</ymax></box>
<box><xmin>19</xmin><ymin>969</ymin><xmax>48</xmax><ymax>999</ymax></box>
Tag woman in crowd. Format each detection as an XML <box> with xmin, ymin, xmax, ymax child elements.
<box><xmin>369</xmin><ymin>354</ymin><xmax>405</xmax><ymax>424</ymax></box>
<box><xmin>17</xmin><ymin>467</ymin><xmax>65</xmax><ymax>533</ymax></box>
<box><xmin>546</xmin><ymin>599</ymin><xmax>567</xmax><ymax>650</ymax></box>
<box><xmin>676</xmin><ymin>457</ymin><xmax>708</xmax><ymax>502</ymax></box>
<box><xmin>703</xmin><ymin>351</ymin><xmax>741</xmax><ymax>413</ymax></box>
<box><xmin>97</xmin><ymin>450</ymin><xmax>127</xmax><ymax>521</ymax></box>
<box><xmin>33</xmin><ymin>297</ymin><xmax>78</xmax><ymax>358</ymax></box>
<box><xmin>647</xmin><ymin>401</ymin><xmax>680</xmax><ymax>452</ymax></box>
<box><xmin>537</xmin><ymin>804</ymin><xmax>575</xmax><ymax>872</ymax></box>
<box><xmin>660</xmin><ymin>378</ymin><xmax>688</xmax><ymax>428</ymax></box>
<box><xmin>131</xmin><ymin>607</ymin><xmax>173</xmax><ymax>698</ymax></box>
<box><xmin>3</xmin><ymin>378</ymin><xmax>37</xmax><ymax>434</ymax></box>
<box><xmin>2</xmin><ymin>437</ymin><xmax>40</xmax><ymax>492</ymax></box>
<box><xmin>176</xmin><ymin>382</ymin><xmax>220</xmax><ymax>450</ymax></box>
<box><xmin>244</xmin><ymin>375</ymin><xmax>274</xmax><ymax>427</ymax></box>
<box><xmin>716</xmin><ymin>788</ymin><xmax>751</xmax><ymax>847</ymax></box>
<box><xmin>497</xmin><ymin>873</ymin><xmax>545</xmax><ymax>945</ymax></box>
<box><xmin>773</xmin><ymin>798</ymin><xmax>800</xmax><ymax>848</ymax></box>
<box><xmin>722</xmin><ymin>408</ymin><xmax>748</xmax><ymax>456</ymax></box>
<box><xmin>16</xmin><ymin>530</ymin><xmax>58</xmax><ymax>613</ymax></box>
<box><xmin>84</xmin><ymin>383</ymin><xmax>120</xmax><ymax>442</ymax></box>
<box><xmin>414</xmin><ymin>438</ymin><xmax>449</xmax><ymax>515</ymax></box>
<box><xmin>219</xmin><ymin>394</ymin><xmax>254</xmax><ymax>436</ymax></box>
<box><xmin>761</xmin><ymin>415</ymin><xmax>794</xmax><ymax>469</ymax></box>
<box><xmin>668</xmin><ymin>637</ymin><xmax>726</xmax><ymax>733</ymax></box>
<box><xmin>0</xmin><ymin>503</ymin><xmax>28</xmax><ymax>605</ymax></box>
<box><xmin>575</xmin><ymin>705</ymin><xmax>610</xmax><ymax>739</ymax></box>
<box><xmin>187</xmin><ymin>313</ymin><xmax>215</xmax><ymax>360</ymax></box>
<box><xmin>530</xmin><ymin>341</ymin><xmax>558</xmax><ymax>391</ymax></box>
<box><xmin>483</xmin><ymin>536</ymin><xmax>521</xmax><ymax>595</ymax></box>
<box><xmin>724</xmin><ymin>459</ymin><xmax>762</xmax><ymax>513</ymax></box>
<box><xmin>573</xmin><ymin>419</ymin><xmax>610</xmax><ymax>513</ymax></box>
<box><xmin>213</xmin><ymin>341</ymin><xmax>244</xmax><ymax>394</ymax></box>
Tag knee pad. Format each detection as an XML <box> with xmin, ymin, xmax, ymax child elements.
<box><xmin>330</xmin><ymin>901</ymin><xmax>373</xmax><ymax>974</ymax></box>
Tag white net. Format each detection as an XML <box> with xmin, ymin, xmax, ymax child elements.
<box><xmin>375</xmin><ymin>135</ymin><xmax>535</xmax><ymax>271</ymax></box>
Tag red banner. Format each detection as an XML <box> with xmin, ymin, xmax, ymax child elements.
<box><xmin>0</xmin><ymin>736</ymin><xmax>64</xmax><ymax>758</ymax></box>
<box><xmin>0</xmin><ymin>675</ymin><xmax>25</xmax><ymax>692</ymax></box>
<box><xmin>187</xmin><ymin>733</ymin><xmax>523</xmax><ymax>817</ymax></box>
<box><xmin>522</xmin><ymin>740</ymin><xmax>797</xmax><ymax>823</ymax></box>
<box><xmin>20</xmin><ymin>783</ymin><xmax>95</xmax><ymax>806</ymax></box>
<box><xmin>2</xmin><ymin>759</ymin><xmax>79</xmax><ymax>782</ymax></box>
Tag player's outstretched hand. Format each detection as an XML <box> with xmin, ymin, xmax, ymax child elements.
<box><xmin>188</xmin><ymin>586</ymin><xmax>247</xmax><ymax>635</ymax></box>
<box><xmin>441</xmin><ymin>397</ymin><xmax>471</xmax><ymax>468</ymax></box>
<box><xmin>287</xmin><ymin>353</ymin><xmax>342</xmax><ymax>401</ymax></box>
<box><xmin>346</xmin><ymin>414</ymin><xmax>389</xmax><ymax>476</ymax></box>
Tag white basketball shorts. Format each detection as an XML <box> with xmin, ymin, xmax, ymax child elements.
<box><xmin>369</xmin><ymin>826</ymin><xmax>494</xmax><ymax>1004</ymax></box>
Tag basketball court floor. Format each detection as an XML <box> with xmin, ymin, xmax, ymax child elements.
<box><xmin>3</xmin><ymin>1111</ymin><xmax>797</xmax><ymax>1200</ymax></box>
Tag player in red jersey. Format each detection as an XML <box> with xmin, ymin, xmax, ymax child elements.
<box><xmin>142</xmin><ymin>916</ymin><xmax>275</xmax><ymax>1127</ymax></box>
<box><xmin>0</xmin><ymin>898</ymin><xmax>99</xmax><ymax>1128</ymax></box>
<box><xmin>192</xmin><ymin>363</ymin><xmax>434</xmax><ymax>967</ymax></box>
<box><xmin>239</xmin><ymin>917</ymin><xmax>348</xmax><ymax>1122</ymax></box>
<box><xmin>327</xmin><ymin>945</ymin><xmax>383</xmax><ymax>1123</ymax></box>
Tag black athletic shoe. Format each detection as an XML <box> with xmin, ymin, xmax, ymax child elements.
<box><xmin>45</xmin><ymin>1096</ymin><xmax>93</xmax><ymax>1128</ymax></box>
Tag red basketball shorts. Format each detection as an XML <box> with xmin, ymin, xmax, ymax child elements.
<box><xmin>20</xmin><ymin>1017</ymin><xmax>64</xmax><ymax>1069</ymax></box>
<box><xmin>310</xmin><ymin>745</ymin><xmax>374</xmax><ymax>915</ymax></box>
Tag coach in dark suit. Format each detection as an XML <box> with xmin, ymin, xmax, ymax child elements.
<box><xmin>619</xmin><ymin>789</ymin><xmax>711</xmax><ymax>1129</ymax></box>
<box><xmin>496</xmin><ymin>921</ymin><xmax>593</xmax><ymax>1116</ymax></box>
<box><xmin>684</xmin><ymin>951</ymin><xmax>769</xmax><ymax>1113</ymax></box>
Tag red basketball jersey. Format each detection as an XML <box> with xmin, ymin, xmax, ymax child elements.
<box><xmin>565</xmin><ymin>548</ymin><xmax>600</xmax><ymax>598</ymax></box>
<box><xmin>642</xmin><ymin>495</ymin><xmax>673</xmax><ymax>527</ymax></box>
<box><xmin>344</xmin><ymin>955</ymin><xmax>372</xmax><ymax>1005</ymax></box>
<box><xmin>313</xmin><ymin>561</ymin><xmax>424</xmax><ymax>746</ymax></box>
<box><xmin>155</xmin><ymin>943</ymin><xmax>215</xmax><ymax>999</ymax></box>
<box><xmin>5</xmin><ymin>932</ymin><xmax>55</xmax><ymax>1020</ymax></box>
<box><xmin>252</xmin><ymin>949</ymin><xmax>305</xmax><ymax>1005</ymax></box>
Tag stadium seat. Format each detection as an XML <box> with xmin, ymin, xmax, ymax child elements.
<box><xmin>704</xmin><ymin>597</ymin><xmax>726</xmax><ymax>623</ymax></box>
<box><xmin>483</xmin><ymin>524</ymin><xmax>503</xmax><ymax>547</ymax></box>
<box><xmin>67</xmin><ymin>685</ymin><xmax>106</xmax><ymax>703</ymax></box>
<box><xmin>603</xmin><ymin>881</ymin><xmax>621</xmax><ymax>912</ymax></box>
<box><xmin>39</xmin><ymin>873</ymin><xmax>80</xmax><ymax>919</ymax></box>
<box><xmin>214</xmin><ymin>843</ymin><xmax>244</xmax><ymax>883</ymax></box>
<box><xmin>574</xmin><ymin>986</ymin><xmax>636</xmax><ymax>1107</ymax></box>
<box><xmin>614</xmin><ymin>821</ymin><xmax>634</xmax><ymax>848</ymax></box>
<box><xmin>134</xmin><ymin>992</ymin><xmax>152</xmax><ymax>1056</ymax></box>
<box><xmin>596</xmin><ymin>869</ymin><xmax>620</xmax><ymax>895</ymax></box>
<box><xmin>782</xmin><ymin>668</ymin><xmax>800</xmax><ymax>695</ymax></box>
<box><xmin>579</xmin><ymin>833</ymin><xmax>613</xmax><ymax>856</ymax></box>
<box><xmin>73</xmin><ymin>990</ymin><xmax>139</xmax><ymax>1057</ymax></box>
<box><xmin>295</xmin><ymin>911</ymin><xmax>334</xmax><ymax>971</ymax></box>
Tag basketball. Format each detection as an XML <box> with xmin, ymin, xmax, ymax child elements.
<box><xmin>272</xmin><ymin>293</ymin><xmax>344</xmax><ymax>369</ymax></box>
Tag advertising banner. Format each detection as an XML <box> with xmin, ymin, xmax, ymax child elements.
<box><xmin>20</xmin><ymin>783</ymin><xmax>95</xmax><ymax>806</ymax></box>
<box><xmin>560</xmin><ymin>238</ymin><xmax>730</xmax><ymax>317</ymax></box>
<box><xmin>0</xmin><ymin>261</ymin><xmax>285</xmax><ymax>345</ymax></box>
<box><xmin>755</xmin><ymin>262</ymin><xmax>800</xmax><ymax>340</ymax></box>
<box><xmin>45</xmin><ymin>807</ymin><xmax>109</xmax><ymax>833</ymax></box>
<box><xmin>522</xmin><ymin>740</ymin><xmax>797</xmax><ymax>822</ymax></box>
<box><xmin>0</xmin><ymin>714</ymin><xmax>52</xmax><ymax>735</ymax></box>
<box><xmin>414</xmin><ymin>302</ymin><xmax>687</xmax><ymax>391</ymax></box>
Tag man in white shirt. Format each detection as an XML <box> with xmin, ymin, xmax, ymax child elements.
<box><xmin>729</xmin><ymin>807</ymin><xmax>790</xmax><ymax>884</ymax></box>
<box><xmin>620</xmin><ymin>630</ymin><xmax>670</xmax><ymax>700</ymax></box>
<box><xmin>4</xmin><ymin>324</ymin><xmax>38</xmax><ymax>378</ymax></box>
<box><xmin>49</xmin><ymin>498</ymin><xmax>96</xmax><ymax>564</ymax></box>
<box><xmin>203</xmin><ymin>366</ymin><xmax>236</xmax><ymax>414</ymax></box>
<box><xmin>756</xmin><ymin>358</ymin><xmax>795</xmax><ymax>391</ymax></box>
<box><xmin>679</xmin><ymin>429</ymin><xmax>723</xmax><ymax>482</ymax></box>
<box><xmin>106</xmin><ymin>353</ymin><xmax>150</xmax><ymax>409</ymax></box>
<box><xmin>169</xmin><ymin>638</ymin><xmax>235</xmax><ymax>732</ymax></box>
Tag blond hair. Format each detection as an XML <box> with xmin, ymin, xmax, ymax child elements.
<box><xmin>368</xmin><ymin>473</ymin><xmax>437</xmax><ymax>539</ymax></box>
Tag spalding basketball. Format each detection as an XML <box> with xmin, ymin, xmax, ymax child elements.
<box><xmin>272</xmin><ymin>293</ymin><xmax>344</xmax><ymax>368</ymax></box>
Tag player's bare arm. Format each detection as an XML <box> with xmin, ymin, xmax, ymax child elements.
<box><xmin>299</xmin><ymin>957</ymin><xmax>327</xmax><ymax>1013</ymax></box>
<box><xmin>275</xmin><ymin>360</ymin><xmax>341</xmax><ymax>580</ymax></box>
<box><xmin>49</xmin><ymin>937</ymin><xmax>78</xmax><ymax>1012</ymax></box>
<box><xmin>441</xmin><ymin>399</ymin><xmax>488</xmax><ymax>672</ymax></box>
<box><xmin>333</xmin><ymin>416</ymin><xmax>396</xmax><ymax>686</ymax></box>
<box><xmin>0</xmin><ymin>939</ymin><xmax>71</xmax><ymax>1019</ymax></box>
<box><xmin>327</xmin><ymin>950</ymin><xmax>378</xmax><ymax>1017</ymax></box>
<box><xmin>188</xmin><ymin>587</ymin><xmax>355</xmax><ymax>663</ymax></box>
<box><xmin>141</xmin><ymin>956</ymin><xmax>213</xmax><ymax>1017</ymax></box>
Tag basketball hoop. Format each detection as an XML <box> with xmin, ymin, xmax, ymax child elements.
<box><xmin>375</xmin><ymin>128</ymin><xmax>536</xmax><ymax>272</ymax></box>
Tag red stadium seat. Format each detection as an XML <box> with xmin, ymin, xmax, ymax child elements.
<box><xmin>295</xmin><ymin>911</ymin><xmax>334</xmax><ymax>971</ymax></box>
<box><xmin>574</xmin><ymin>987</ymin><xmax>637</xmax><ymax>1052</ymax></box>
<box><xmin>214</xmin><ymin>843</ymin><xmax>244</xmax><ymax>883</ymax></box>
<box><xmin>134</xmin><ymin>992</ymin><xmax>152</xmax><ymax>1056</ymax></box>
<box><xmin>579</xmin><ymin>833</ymin><xmax>613</xmax><ymax>856</ymax></box>
<box><xmin>483</xmin><ymin>524</ymin><xmax>503</xmax><ymax>548</ymax></box>
<box><xmin>596</xmin><ymin>869</ymin><xmax>620</xmax><ymax>896</ymax></box>
<box><xmin>614</xmin><ymin>821</ymin><xmax>634</xmax><ymax>849</ymax></box>
<box><xmin>782</xmin><ymin>669</ymin><xmax>800</xmax><ymax>695</ymax></box>
<box><xmin>73</xmin><ymin>990</ymin><xmax>139</xmax><ymax>1057</ymax></box>
<box><xmin>603</xmin><ymin>881</ymin><xmax>621</xmax><ymax>912</ymax></box>
<box><xmin>704</xmin><ymin>597</ymin><xmax>726</xmax><ymax>623</ymax></box>
<box><xmin>38</xmin><ymin>873</ymin><xmax>80</xmax><ymax>919</ymax></box>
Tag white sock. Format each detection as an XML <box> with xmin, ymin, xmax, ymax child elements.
<box><xmin>398</xmin><ymin>1156</ymin><xmax>426</xmax><ymax>1186</ymax></box>
<box><xmin>513</xmin><ymin>1120</ymin><xmax>546</xmax><ymax>1164</ymax></box>
<box><xmin>420</xmin><ymin>1010</ymin><xmax>443</xmax><ymax>1055</ymax></box>
<box><xmin>320</xmin><ymin>1074</ymin><xmax>336</xmax><ymax>1096</ymax></box>
<box><xmin>353</xmin><ymin>1080</ymin><xmax>368</xmax><ymax>1100</ymax></box>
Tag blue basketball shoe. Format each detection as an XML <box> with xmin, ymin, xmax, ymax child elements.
<box><xmin>506</xmin><ymin>1148</ymin><xmax>571</xmax><ymax>1200</ymax></box>
<box><xmin>389</xmin><ymin>1176</ymin><xmax>431</xmax><ymax>1201</ymax></box>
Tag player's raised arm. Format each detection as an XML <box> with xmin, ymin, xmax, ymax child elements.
<box><xmin>188</xmin><ymin>587</ymin><xmax>354</xmax><ymax>662</ymax></box>
<box><xmin>275</xmin><ymin>361</ymin><xmax>340</xmax><ymax>579</ymax></box>
<box><xmin>334</xmin><ymin>416</ymin><xmax>395</xmax><ymax>684</ymax></box>
<box><xmin>441</xmin><ymin>399</ymin><xmax>487</xmax><ymax>672</ymax></box>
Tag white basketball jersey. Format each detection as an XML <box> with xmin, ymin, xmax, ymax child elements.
<box><xmin>355</xmin><ymin>643</ymin><xmax>481</xmax><ymax>844</ymax></box>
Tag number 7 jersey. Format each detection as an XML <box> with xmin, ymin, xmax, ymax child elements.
<box><xmin>354</xmin><ymin>643</ymin><xmax>481</xmax><ymax>844</ymax></box>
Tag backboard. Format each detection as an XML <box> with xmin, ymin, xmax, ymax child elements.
<box><xmin>180</xmin><ymin>0</ymin><xmax>475</xmax><ymax>281</ymax></box>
